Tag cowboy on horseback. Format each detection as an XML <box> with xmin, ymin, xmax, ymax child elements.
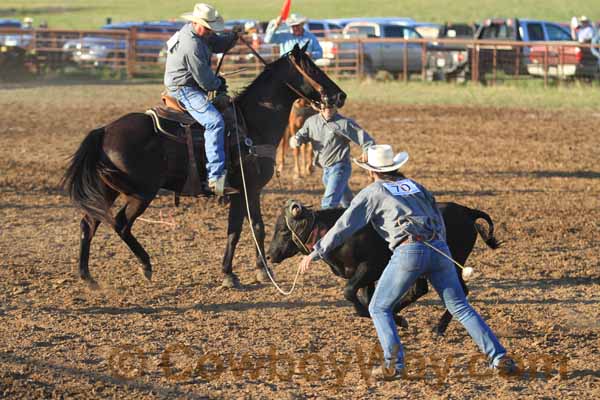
<box><xmin>164</xmin><ymin>3</ymin><xmax>239</xmax><ymax>195</ymax></box>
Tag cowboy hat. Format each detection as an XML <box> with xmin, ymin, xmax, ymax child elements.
<box><xmin>287</xmin><ymin>13</ymin><xmax>308</xmax><ymax>26</ymax></box>
<box><xmin>580</xmin><ymin>15</ymin><xmax>590</xmax><ymax>23</ymax></box>
<box><xmin>353</xmin><ymin>145</ymin><xmax>409</xmax><ymax>172</ymax></box>
<box><xmin>181</xmin><ymin>3</ymin><xmax>224</xmax><ymax>32</ymax></box>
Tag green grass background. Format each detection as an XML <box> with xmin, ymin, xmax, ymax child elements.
<box><xmin>0</xmin><ymin>0</ymin><xmax>596</xmax><ymax>29</ymax></box>
<box><xmin>2</xmin><ymin>80</ymin><xmax>599</xmax><ymax>110</ymax></box>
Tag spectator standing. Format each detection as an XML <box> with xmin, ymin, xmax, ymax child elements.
<box><xmin>264</xmin><ymin>13</ymin><xmax>323</xmax><ymax>59</ymax></box>
<box><xmin>572</xmin><ymin>16</ymin><xmax>596</xmax><ymax>43</ymax></box>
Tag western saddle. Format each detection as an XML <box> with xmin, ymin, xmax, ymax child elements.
<box><xmin>145</xmin><ymin>92</ymin><xmax>241</xmax><ymax>197</ymax></box>
<box><xmin>145</xmin><ymin>92</ymin><xmax>276</xmax><ymax>199</ymax></box>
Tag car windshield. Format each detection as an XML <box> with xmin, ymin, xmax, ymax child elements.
<box><xmin>346</xmin><ymin>25</ymin><xmax>376</xmax><ymax>37</ymax></box>
<box><xmin>414</xmin><ymin>26</ymin><xmax>441</xmax><ymax>38</ymax></box>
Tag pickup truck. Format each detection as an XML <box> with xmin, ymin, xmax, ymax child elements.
<box><xmin>62</xmin><ymin>21</ymin><xmax>183</xmax><ymax>67</ymax></box>
<box><xmin>318</xmin><ymin>19</ymin><xmax>424</xmax><ymax>77</ymax></box>
<box><xmin>527</xmin><ymin>39</ymin><xmax>600</xmax><ymax>79</ymax></box>
<box><xmin>426</xmin><ymin>22</ymin><xmax>476</xmax><ymax>81</ymax></box>
<box><xmin>426</xmin><ymin>18</ymin><xmax>574</xmax><ymax>81</ymax></box>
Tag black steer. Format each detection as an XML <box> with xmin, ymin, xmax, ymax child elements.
<box><xmin>268</xmin><ymin>200</ymin><xmax>501</xmax><ymax>335</ymax></box>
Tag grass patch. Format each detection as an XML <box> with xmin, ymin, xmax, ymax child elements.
<box><xmin>335</xmin><ymin>79</ymin><xmax>600</xmax><ymax>110</ymax></box>
<box><xmin>1</xmin><ymin>0</ymin><xmax>595</xmax><ymax>29</ymax></box>
<box><xmin>1</xmin><ymin>79</ymin><xmax>599</xmax><ymax>112</ymax></box>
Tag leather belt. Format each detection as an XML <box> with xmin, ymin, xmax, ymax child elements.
<box><xmin>398</xmin><ymin>233</ymin><xmax>438</xmax><ymax>246</ymax></box>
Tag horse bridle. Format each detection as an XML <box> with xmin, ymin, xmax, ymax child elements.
<box><xmin>238</xmin><ymin>36</ymin><xmax>328</xmax><ymax>109</ymax></box>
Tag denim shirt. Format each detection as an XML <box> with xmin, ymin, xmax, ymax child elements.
<box><xmin>264</xmin><ymin>20</ymin><xmax>323</xmax><ymax>59</ymax></box>
<box><xmin>295</xmin><ymin>113</ymin><xmax>375</xmax><ymax>168</ymax></box>
<box><xmin>310</xmin><ymin>178</ymin><xmax>447</xmax><ymax>260</ymax></box>
<box><xmin>164</xmin><ymin>23</ymin><xmax>236</xmax><ymax>92</ymax></box>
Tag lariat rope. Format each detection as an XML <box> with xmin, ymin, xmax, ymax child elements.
<box><xmin>231</xmin><ymin>100</ymin><xmax>303</xmax><ymax>296</ymax></box>
<box><xmin>421</xmin><ymin>241</ymin><xmax>471</xmax><ymax>278</ymax></box>
<box><xmin>284</xmin><ymin>212</ymin><xmax>316</xmax><ymax>255</ymax></box>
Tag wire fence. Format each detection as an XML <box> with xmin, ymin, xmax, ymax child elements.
<box><xmin>1</xmin><ymin>27</ymin><xmax>599</xmax><ymax>86</ymax></box>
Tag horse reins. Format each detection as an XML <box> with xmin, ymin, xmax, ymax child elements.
<box><xmin>238</xmin><ymin>35</ymin><xmax>325</xmax><ymax>109</ymax></box>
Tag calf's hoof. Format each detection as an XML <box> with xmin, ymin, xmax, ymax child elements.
<box><xmin>431</xmin><ymin>325</ymin><xmax>446</xmax><ymax>337</ymax></box>
<box><xmin>221</xmin><ymin>273</ymin><xmax>241</xmax><ymax>289</ymax></box>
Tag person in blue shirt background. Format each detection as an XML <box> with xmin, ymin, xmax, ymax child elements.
<box><xmin>264</xmin><ymin>13</ymin><xmax>323</xmax><ymax>59</ymax></box>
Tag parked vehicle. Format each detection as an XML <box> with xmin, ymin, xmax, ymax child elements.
<box><xmin>527</xmin><ymin>41</ymin><xmax>600</xmax><ymax>79</ymax></box>
<box><xmin>62</xmin><ymin>21</ymin><xmax>183</xmax><ymax>67</ymax></box>
<box><xmin>474</xmin><ymin>18</ymin><xmax>573</xmax><ymax>77</ymax></box>
<box><xmin>425</xmin><ymin>18</ymin><xmax>574</xmax><ymax>81</ymax></box>
<box><xmin>318</xmin><ymin>19</ymin><xmax>425</xmax><ymax>77</ymax></box>
<box><xmin>325</xmin><ymin>17</ymin><xmax>415</xmax><ymax>29</ymax></box>
<box><xmin>304</xmin><ymin>19</ymin><xmax>343</xmax><ymax>38</ymax></box>
<box><xmin>426</xmin><ymin>22</ymin><xmax>477</xmax><ymax>81</ymax></box>
<box><xmin>411</xmin><ymin>22</ymin><xmax>444</xmax><ymax>39</ymax></box>
<box><xmin>0</xmin><ymin>19</ymin><xmax>31</xmax><ymax>48</ymax></box>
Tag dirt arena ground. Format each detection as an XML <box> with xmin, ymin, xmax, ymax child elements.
<box><xmin>0</xmin><ymin>84</ymin><xmax>598</xmax><ymax>399</ymax></box>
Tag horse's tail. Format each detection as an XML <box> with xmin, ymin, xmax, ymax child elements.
<box><xmin>60</xmin><ymin>127</ymin><xmax>114</xmax><ymax>225</ymax></box>
<box><xmin>469</xmin><ymin>208</ymin><xmax>502</xmax><ymax>249</ymax></box>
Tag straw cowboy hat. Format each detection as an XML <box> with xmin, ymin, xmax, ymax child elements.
<box><xmin>181</xmin><ymin>3</ymin><xmax>224</xmax><ymax>32</ymax></box>
<box><xmin>353</xmin><ymin>145</ymin><xmax>409</xmax><ymax>172</ymax></box>
<box><xmin>287</xmin><ymin>13</ymin><xmax>308</xmax><ymax>26</ymax></box>
<box><xmin>580</xmin><ymin>15</ymin><xmax>590</xmax><ymax>23</ymax></box>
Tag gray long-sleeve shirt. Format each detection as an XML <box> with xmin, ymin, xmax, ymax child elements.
<box><xmin>164</xmin><ymin>23</ymin><xmax>236</xmax><ymax>92</ymax></box>
<box><xmin>295</xmin><ymin>113</ymin><xmax>375</xmax><ymax>168</ymax></box>
<box><xmin>310</xmin><ymin>178</ymin><xmax>447</xmax><ymax>260</ymax></box>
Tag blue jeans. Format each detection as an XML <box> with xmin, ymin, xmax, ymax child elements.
<box><xmin>368</xmin><ymin>240</ymin><xmax>506</xmax><ymax>370</ymax></box>
<box><xmin>321</xmin><ymin>160</ymin><xmax>353</xmax><ymax>209</ymax></box>
<box><xmin>174</xmin><ymin>86</ymin><xmax>225</xmax><ymax>181</ymax></box>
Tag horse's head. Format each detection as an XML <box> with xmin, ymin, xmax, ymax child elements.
<box><xmin>283</xmin><ymin>43</ymin><xmax>347</xmax><ymax>109</ymax></box>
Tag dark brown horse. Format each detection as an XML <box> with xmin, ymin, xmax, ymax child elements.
<box><xmin>61</xmin><ymin>44</ymin><xmax>346</xmax><ymax>288</ymax></box>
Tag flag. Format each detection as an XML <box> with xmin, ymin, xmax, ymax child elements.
<box><xmin>279</xmin><ymin>0</ymin><xmax>291</xmax><ymax>21</ymax></box>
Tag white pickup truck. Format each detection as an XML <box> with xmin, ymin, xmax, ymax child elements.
<box><xmin>318</xmin><ymin>19</ymin><xmax>425</xmax><ymax>77</ymax></box>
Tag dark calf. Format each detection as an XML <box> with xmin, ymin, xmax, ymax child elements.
<box><xmin>268</xmin><ymin>200</ymin><xmax>501</xmax><ymax>335</ymax></box>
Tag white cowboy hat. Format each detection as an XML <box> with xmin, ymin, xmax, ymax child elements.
<box><xmin>580</xmin><ymin>15</ymin><xmax>590</xmax><ymax>23</ymax></box>
<box><xmin>181</xmin><ymin>3</ymin><xmax>224</xmax><ymax>32</ymax></box>
<box><xmin>287</xmin><ymin>13</ymin><xmax>308</xmax><ymax>26</ymax></box>
<box><xmin>353</xmin><ymin>145</ymin><xmax>409</xmax><ymax>172</ymax></box>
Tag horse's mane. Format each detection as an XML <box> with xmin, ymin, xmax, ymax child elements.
<box><xmin>233</xmin><ymin>51</ymin><xmax>318</xmax><ymax>103</ymax></box>
<box><xmin>233</xmin><ymin>58</ymin><xmax>281</xmax><ymax>102</ymax></box>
